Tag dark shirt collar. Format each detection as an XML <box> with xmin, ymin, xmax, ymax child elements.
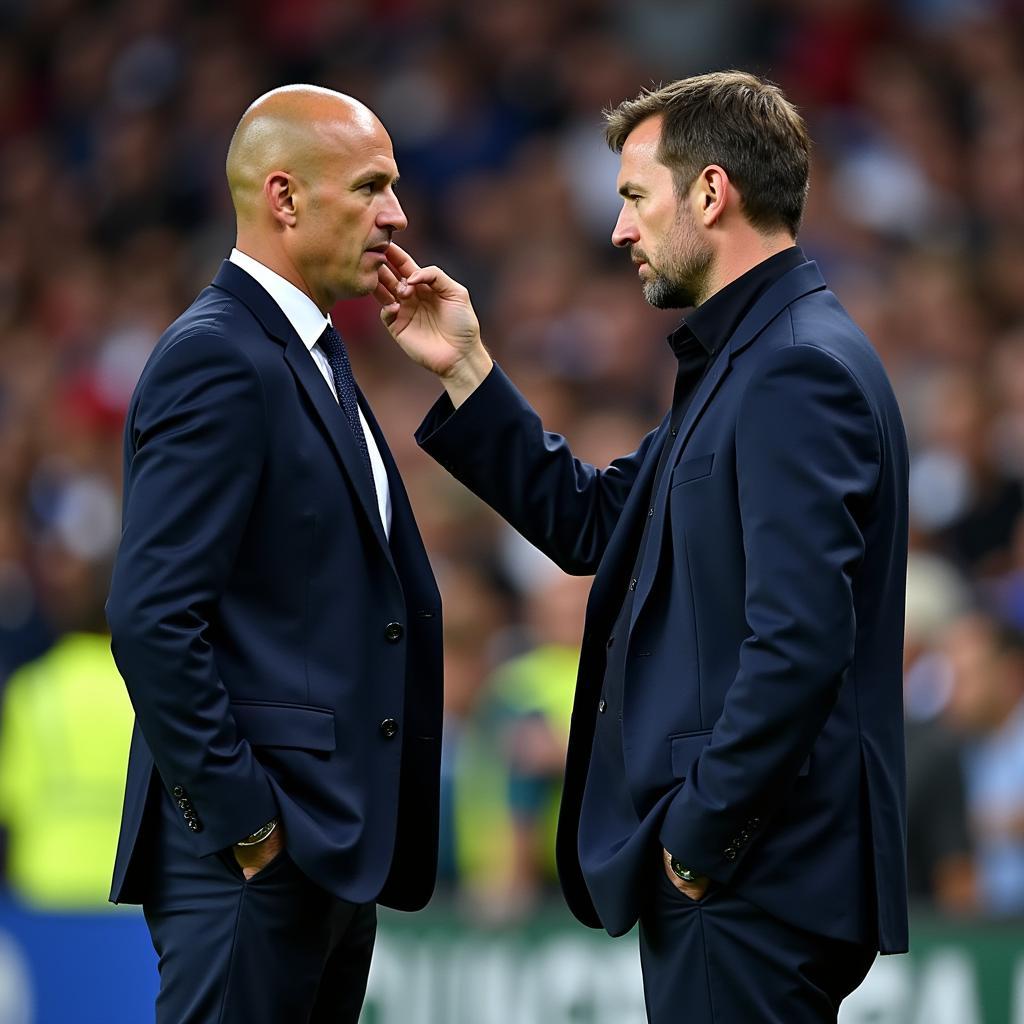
<box><xmin>667</xmin><ymin>246</ymin><xmax>806</xmax><ymax>361</ymax></box>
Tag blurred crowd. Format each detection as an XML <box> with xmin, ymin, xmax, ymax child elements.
<box><xmin>1</xmin><ymin>0</ymin><xmax>1023</xmax><ymax>921</ymax></box>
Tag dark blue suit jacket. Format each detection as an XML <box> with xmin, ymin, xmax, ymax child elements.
<box><xmin>418</xmin><ymin>261</ymin><xmax>910</xmax><ymax>952</ymax></box>
<box><xmin>107</xmin><ymin>261</ymin><xmax>443</xmax><ymax>911</ymax></box>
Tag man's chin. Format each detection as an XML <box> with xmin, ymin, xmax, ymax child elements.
<box><xmin>642</xmin><ymin>268</ymin><xmax>707</xmax><ymax>309</ymax></box>
<box><xmin>643</xmin><ymin>279</ymin><xmax>686</xmax><ymax>309</ymax></box>
<box><xmin>332</xmin><ymin>274</ymin><xmax>377</xmax><ymax>302</ymax></box>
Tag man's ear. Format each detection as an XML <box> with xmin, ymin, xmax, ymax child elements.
<box><xmin>693</xmin><ymin>164</ymin><xmax>730</xmax><ymax>227</ymax></box>
<box><xmin>265</xmin><ymin>171</ymin><xmax>298</xmax><ymax>228</ymax></box>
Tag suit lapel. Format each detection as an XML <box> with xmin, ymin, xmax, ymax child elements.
<box><xmin>283</xmin><ymin>340</ymin><xmax>395</xmax><ymax>563</ymax></box>
<box><xmin>585</xmin><ymin>413</ymin><xmax>672</xmax><ymax>640</ymax></box>
<box><xmin>211</xmin><ymin>261</ymin><xmax>393</xmax><ymax>565</ymax></box>
<box><xmin>629</xmin><ymin>261</ymin><xmax>828</xmax><ymax>630</ymax></box>
<box><xmin>628</xmin><ymin>350</ymin><xmax>731</xmax><ymax>630</ymax></box>
<box><xmin>727</xmin><ymin>261</ymin><xmax>826</xmax><ymax>360</ymax></box>
<box><xmin>656</xmin><ymin>261</ymin><xmax>828</xmax><ymax>482</ymax></box>
<box><xmin>358</xmin><ymin>387</ymin><xmax>438</xmax><ymax>591</ymax></box>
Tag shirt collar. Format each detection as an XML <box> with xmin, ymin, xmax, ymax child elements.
<box><xmin>229</xmin><ymin>248</ymin><xmax>331</xmax><ymax>351</ymax></box>
<box><xmin>666</xmin><ymin>246</ymin><xmax>806</xmax><ymax>362</ymax></box>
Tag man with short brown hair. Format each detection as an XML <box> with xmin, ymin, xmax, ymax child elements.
<box><xmin>378</xmin><ymin>70</ymin><xmax>909</xmax><ymax>1022</ymax></box>
<box><xmin>603</xmin><ymin>70</ymin><xmax>811</xmax><ymax>241</ymax></box>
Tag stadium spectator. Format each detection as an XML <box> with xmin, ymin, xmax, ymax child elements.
<box><xmin>0</xmin><ymin>530</ymin><xmax>130</xmax><ymax>909</ymax></box>
<box><xmin>487</xmin><ymin>572</ymin><xmax>590</xmax><ymax>912</ymax></box>
<box><xmin>944</xmin><ymin>612</ymin><xmax>1024</xmax><ymax>916</ymax></box>
<box><xmin>903</xmin><ymin>552</ymin><xmax>977</xmax><ymax>914</ymax></box>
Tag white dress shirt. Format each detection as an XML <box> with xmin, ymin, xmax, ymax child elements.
<box><xmin>229</xmin><ymin>248</ymin><xmax>392</xmax><ymax>536</ymax></box>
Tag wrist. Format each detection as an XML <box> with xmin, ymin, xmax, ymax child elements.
<box><xmin>670</xmin><ymin>856</ymin><xmax>702</xmax><ymax>883</ymax></box>
<box><xmin>441</xmin><ymin>345</ymin><xmax>492</xmax><ymax>408</ymax></box>
<box><xmin>235</xmin><ymin>818</ymin><xmax>278</xmax><ymax>847</ymax></box>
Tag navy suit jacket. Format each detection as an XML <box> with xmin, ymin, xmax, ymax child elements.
<box><xmin>418</xmin><ymin>261</ymin><xmax>910</xmax><ymax>952</ymax></box>
<box><xmin>107</xmin><ymin>261</ymin><xmax>443</xmax><ymax>911</ymax></box>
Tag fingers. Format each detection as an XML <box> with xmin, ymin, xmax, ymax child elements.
<box><xmin>378</xmin><ymin>263</ymin><xmax>402</xmax><ymax>295</ymax></box>
<box><xmin>373</xmin><ymin>280</ymin><xmax>397</xmax><ymax>307</ymax></box>
<box><xmin>375</xmin><ymin>265</ymin><xmax>403</xmax><ymax>320</ymax></box>
<box><xmin>384</xmin><ymin>244</ymin><xmax>467</xmax><ymax>300</ymax></box>
<box><xmin>375</xmin><ymin>267</ymin><xmax>402</xmax><ymax>331</ymax></box>
<box><xmin>401</xmin><ymin>266</ymin><xmax>434</xmax><ymax>288</ymax></box>
<box><xmin>385</xmin><ymin>242</ymin><xmax>421</xmax><ymax>279</ymax></box>
<box><xmin>404</xmin><ymin>264</ymin><xmax>465</xmax><ymax>298</ymax></box>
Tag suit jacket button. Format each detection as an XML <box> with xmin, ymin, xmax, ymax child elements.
<box><xmin>750</xmin><ymin>818</ymin><xmax>760</xmax><ymax>828</ymax></box>
<box><xmin>384</xmin><ymin>622</ymin><xmax>404</xmax><ymax>643</ymax></box>
<box><xmin>724</xmin><ymin>847</ymin><xmax>738</xmax><ymax>861</ymax></box>
<box><xmin>628</xmin><ymin>578</ymin><xmax>637</xmax><ymax>592</ymax></box>
<box><xmin>172</xmin><ymin>786</ymin><xmax>185</xmax><ymax>798</ymax></box>
<box><xmin>739</xmin><ymin>830</ymin><xmax>751</xmax><ymax>843</ymax></box>
<box><xmin>380</xmin><ymin>718</ymin><xmax>399</xmax><ymax>739</ymax></box>
<box><xmin>188</xmin><ymin>820</ymin><xmax>203</xmax><ymax>832</ymax></box>
<box><xmin>598</xmin><ymin>699</ymin><xmax>607</xmax><ymax>713</ymax></box>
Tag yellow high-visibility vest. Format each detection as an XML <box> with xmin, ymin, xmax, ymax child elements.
<box><xmin>455</xmin><ymin>644</ymin><xmax>578</xmax><ymax>889</ymax></box>
<box><xmin>0</xmin><ymin>632</ymin><xmax>134</xmax><ymax>909</ymax></box>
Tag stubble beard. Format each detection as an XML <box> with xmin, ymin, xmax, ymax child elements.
<box><xmin>640</xmin><ymin>214</ymin><xmax>714</xmax><ymax>309</ymax></box>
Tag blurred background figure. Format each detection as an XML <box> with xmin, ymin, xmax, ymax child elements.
<box><xmin>903</xmin><ymin>551</ymin><xmax>976</xmax><ymax>914</ymax></box>
<box><xmin>432</xmin><ymin>556</ymin><xmax>512</xmax><ymax>913</ymax></box>
<box><xmin>485</xmin><ymin>571</ymin><xmax>590</xmax><ymax>917</ymax></box>
<box><xmin>944</xmin><ymin>612</ymin><xmax>1024</xmax><ymax>917</ymax></box>
<box><xmin>0</xmin><ymin>502</ymin><xmax>131</xmax><ymax>909</ymax></box>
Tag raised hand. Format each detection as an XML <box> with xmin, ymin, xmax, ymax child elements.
<box><xmin>376</xmin><ymin>243</ymin><xmax>493</xmax><ymax>405</ymax></box>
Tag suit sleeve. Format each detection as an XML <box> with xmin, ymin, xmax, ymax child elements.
<box><xmin>106</xmin><ymin>333</ymin><xmax>278</xmax><ymax>856</ymax></box>
<box><xmin>416</xmin><ymin>364</ymin><xmax>660</xmax><ymax>575</ymax></box>
<box><xmin>659</xmin><ymin>342</ymin><xmax>881</xmax><ymax>883</ymax></box>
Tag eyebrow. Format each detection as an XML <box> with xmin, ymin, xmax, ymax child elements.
<box><xmin>354</xmin><ymin>170</ymin><xmax>400</xmax><ymax>188</ymax></box>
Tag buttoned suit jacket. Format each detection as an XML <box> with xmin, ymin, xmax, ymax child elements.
<box><xmin>107</xmin><ymin>261</ymin><xmax>443</xmax><ymax>911</ymax></box>
<box><xmin>417</xmin><ymin>260</ymin><xmax>910</xmax><ymax>952</ymax></box>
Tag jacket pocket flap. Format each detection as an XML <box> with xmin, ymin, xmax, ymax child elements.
<box><xmin>230</xmin><ymin>701</ymin><xmax>336</xmax><ymax>752</ymax></box>
<box><xmin>670</xmin><ymin>730</ymin><xmax>713</xmax><ymax>778</ymax></box>
<box><xmin>671</xmin><ymin>453</ymin><xmax>714</xmax><ymax>487</ymax></box>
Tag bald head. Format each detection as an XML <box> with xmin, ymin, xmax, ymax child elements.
<box><xmin>224</xmin><ymin>84</ymin><xmax>406</xmax><ymax>311</ymax></box>
<box><xmin>226</xmin><ymin>85</ymin><xmax>382</xmax><ymax>224</ymax></box>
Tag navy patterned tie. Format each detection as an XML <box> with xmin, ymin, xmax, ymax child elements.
<box><xmin>317</xmin><ymin>324</ymin><xmax>375</xmax><ymax>490</ymax></box>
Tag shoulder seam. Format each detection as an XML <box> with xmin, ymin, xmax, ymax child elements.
<box><xmin>782</xmin><ymin>307</ymin><xmax>876</xmax><ymax>415</ymax></box>
<box><xmin>136</xmin><ymin>324</ymin><xmax>270</xmax><ymax>444</ymax></box>
<box><xmin>772</xmin><ymin>310</ymin><xmax>885</xmax><ymax>499</ymax></box>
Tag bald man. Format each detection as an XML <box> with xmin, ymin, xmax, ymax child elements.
<box><xmin>106</xmin><ymin>86</ymin><xmax>444</xmax><ymax>1023</ymax></box>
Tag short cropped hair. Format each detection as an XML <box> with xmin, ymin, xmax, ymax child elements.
<box><xmin>604</xmin><ymin>71</ymin><xmax>811</xmax><ymax>237</ymax></box>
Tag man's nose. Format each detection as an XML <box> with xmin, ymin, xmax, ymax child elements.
<box><xmin>381</xmin><ymin>194</ymin><xmax>408</xmax><ymax>233</ymax></box>
<box><xmin>611</xmin><ymin>209</ymin><xmax>637</xmax><ymax>249</ymax></box>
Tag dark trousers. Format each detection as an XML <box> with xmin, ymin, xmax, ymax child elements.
<box><xmin>639</xmin><ymin>870</ymin><xmax>876</xmax><ymax>1024</ymax></box>
<box><xmin>142</xmin><ymin>790</ymin><xmax>376</xmax><ymax>1024</ymax></box>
